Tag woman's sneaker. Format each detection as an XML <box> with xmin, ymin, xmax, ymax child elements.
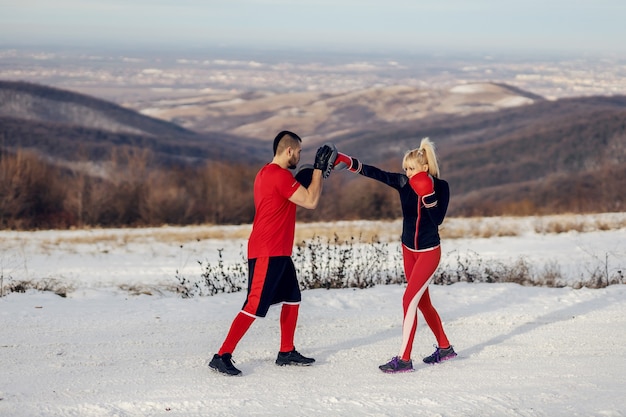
<box><xmin>209</xmin><ymin>353</ymin><xmax>242</xmax><ymax>376</ymax></box>
<box><xmin>275</xmin><ymin>349</ymin><xmax>315</xmax><ymax>366</ymax></box>
<box><xmin>423</xmin><ymin>346</ymin><xmax>457</xmax><ymax>364</ymax></box>
<box><xmin>379</xmin><ymin>356</ymin><xmax>414</xmax><ymax>373</ymax></box>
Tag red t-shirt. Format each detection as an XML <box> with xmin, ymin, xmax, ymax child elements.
<box><xmin>247</xmin><ymin>163</ymin><xmax>301</xmax><ymax>258</ymax></box>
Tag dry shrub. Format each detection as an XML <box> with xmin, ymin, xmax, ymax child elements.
<box><xmin>0</xmin><ymin>146</ymin><xmax>259</xmax><ymax>229</ymax></box>
<box><xmin>140</xmin><ymin>169</ymin><xmax>196</xmax><ymax>224</ymax></box>
<box><xmin>434</xmin><ymin>249</ymin><xmax>624</xmax><ymax>289</ymax></box>
<box><xmin>532</xmin><ymin>213</ymin><xmax>626</xmax><ymax>234</ymax></box>
<box><xmin>3</xmin><ymin>278</ymin><xmax>73</xmax><ymax>297</ymax></box>
<box><xmin>0</xmin><ymin>150</ymin><xmax>69</xmax><ymax>228</ymax></box>
<box><xmin>535</xmin><ymin>218</ymin><xmax>586</xmax><ymax>234</ymax></box>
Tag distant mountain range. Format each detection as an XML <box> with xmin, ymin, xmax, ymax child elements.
<box><xmin>1</xmin><ymin>80</ymin><xmax>624</xmax><ymax>216</ymax></box>
<box><xmin>328</xmin><ymin>94</ymin><xmax>626</xmax><ymax>215</ymax></box>
<box><xmin>129</xmin><ymin>82</ymin><xmax>544</xmax><ymax>144</ymax></box>
<box><xmin>0</xmin><ymin>81</ymin><xmax>268</xmax><ymax>166</ymax></box>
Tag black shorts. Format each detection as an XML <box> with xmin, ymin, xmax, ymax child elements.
<box><xmin>241</xmin><ymin>256</ymin><xmax>301</xmax><ymax>318</ymax></box>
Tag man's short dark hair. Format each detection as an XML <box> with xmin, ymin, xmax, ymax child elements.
<box><xmin>273</xmin><ymin>131</ymin><xmax>302</xmax><ymax>156</ymax></box>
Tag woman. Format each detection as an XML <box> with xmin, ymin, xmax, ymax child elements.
<box><xmin>333</xmin><ymin>137</ymin><xmax>456</xmax><ymax>373</ymax></box>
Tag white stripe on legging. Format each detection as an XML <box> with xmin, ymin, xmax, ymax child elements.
<box><xmin>399</xmin><ymin>276</ymin><xmax>434</xmax><ymax>358</ymax></box>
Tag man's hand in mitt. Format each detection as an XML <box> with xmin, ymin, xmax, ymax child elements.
<box><xmin>314</xmin><ymin>143</ymin><xmax>338</xmax><ymax>179</ymax></box>
<box><xmin>294</xmin><ymin>164</ymin><xmax>315</xmax><ymax>188</ymax></box>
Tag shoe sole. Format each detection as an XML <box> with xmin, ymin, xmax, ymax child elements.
<box><xmin>209</xmin><ymin>364</ymin><xmax>242</xmax><ymax>376</ymax></box>
<box><xmin>424</xmin><ymin>353</ymin><xmax>457</xmax><ymax>365</ymax></box>
<box><xmin>275</xmin><ymin>361</ymin><xmax>315</xmax><ymax>366</ymax></box>
<box><xmin>380</xmin><ymin>368</ymin><xmax>415</xmax><ymax>374</ymax></box>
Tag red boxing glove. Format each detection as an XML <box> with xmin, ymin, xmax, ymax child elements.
<box><xmin>409</xmin><ymin>171</ymin><xmax>434</xmax><ymax>196</ymax></box>
<box><xmin>333</xmin><ymin>152</ymin><xmax>362</xmax><ymax>173</ymax></box>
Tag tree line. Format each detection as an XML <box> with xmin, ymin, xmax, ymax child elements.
<box><xmin>1</xmin><ymin>146</ymin><xmax>623</xmax><ymax>230</ymax></box>
<box><xmin>0</xmin><ymin>148</ymin><xmax>403</xmax><ymax>230</ymax></box>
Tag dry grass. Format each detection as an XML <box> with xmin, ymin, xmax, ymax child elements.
<box><xmin>294</xmin><ymin>220</ymin><xmax>402</xmax><ymax>243</ymax></box>
<box><xmin>440</xmin><ymin>217</ymin><xmax>522</xmax><ymax>239</ymax></box>
<box><xmin>0</xmin><ymin>225</ymin><xmax>253</xmax><ymax>249</ymax></box>
<box><xmin>2</xmin><ymin>213</ymin><xmax>624</xmax><ymax>251</ymax></box>
<box><xmin>441</xmin><ymin>212</ymin><xmax>626</xmax><ymax>239</ymax></box>
<box><xmin>532</xmin><ymin>213</ymin><xmax>626</xmax><ymax>234</ymax></box>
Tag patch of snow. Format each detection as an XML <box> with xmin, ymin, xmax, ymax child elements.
<box><xmin>1</xmin><ymin>216</ymin><xmax>625</xmax><ymax>416</ymax></box>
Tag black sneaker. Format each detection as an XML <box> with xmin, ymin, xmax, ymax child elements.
<box><xmin>275</xmin><ymin>349</ymin><xmax>315</xmax><ymax>366</ymax></box>
<box><xmin>209</xmin><ymin>353</ymin><xmax>242</xmax><ymax>376</ymax></box>
<box><xmin>379</xmin><ymin>356</ymin><xmax>414</xmax><ymax>373</ymax></box>
<box><xmin>423</xmin><ymin>346</ymin><xmax>457</xmax><ymax>364</ymax></box>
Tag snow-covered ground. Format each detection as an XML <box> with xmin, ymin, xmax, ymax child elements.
<box><xmin>1</xmin><ymin>214</ymin><xmax>625</xmax><ymax>416</ymax></box>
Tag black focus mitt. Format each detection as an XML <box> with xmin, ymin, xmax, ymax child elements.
<box><xmin>294</xmin><ymin>164</ymin><xmax>315</xmax><ymax>188</ymax></box>
<box><xmin>314</xmin><ymin>143</ymin><xmax>338</xmax><ymax>179</ymax></box>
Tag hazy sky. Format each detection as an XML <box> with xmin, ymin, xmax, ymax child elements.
<box><xmin>1</xmin><ymin>0</ymin><xmax>625</xmax><ymax>55</ymax></box>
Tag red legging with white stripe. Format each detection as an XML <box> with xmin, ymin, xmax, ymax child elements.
<box><xmin>399</xmin><ymin>245</ymin><xmax>450</xmax><ymax>361</ymax></box>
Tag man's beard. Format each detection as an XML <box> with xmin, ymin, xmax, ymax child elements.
<box><xmin>288</xmin><ymin>155</ymin><xmax>299</xmax><ymax>170</ymax></box>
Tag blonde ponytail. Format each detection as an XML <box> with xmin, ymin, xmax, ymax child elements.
<box><xmin>402</xmin><ymin>137</ymin><xmax>441</xmax><ymax>178</ymax></box>
<box><xmin>419</xmin><ymin>137</ymin><xmax>440</xmax><ymax>178</ymax></box>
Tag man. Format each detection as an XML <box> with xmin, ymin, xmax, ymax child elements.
<box><xmin>209</xmin><ymin>131</ymin><xmax>335</xmax><ymax>376</ymax></box>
